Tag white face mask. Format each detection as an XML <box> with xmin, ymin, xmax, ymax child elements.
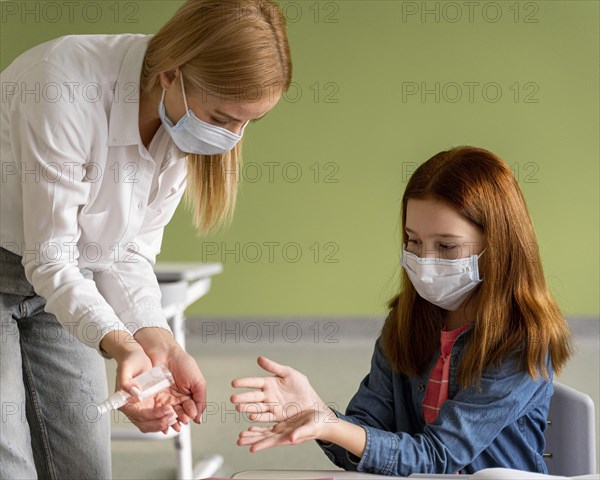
<box><xmin>158</xmin><ymin>73</ymin><xmax>248</xmax><ymax>155</ymax></box>
<box><xmin>401</xmin><ymin>247</ymin><xmax>484</xmax><ymax>311</ymax></box>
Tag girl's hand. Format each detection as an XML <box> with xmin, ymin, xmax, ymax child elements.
<box><xmin>231</xmin><ymin>356</ymin><xmax>329</xmax><ymax>422</ymax></box>
<box><xmin>237</xmin><ymin>409</ymin><xmax>331</xmax><ymax>453</ymax></box>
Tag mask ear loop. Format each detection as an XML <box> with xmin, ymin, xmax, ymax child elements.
<box><xmin>238</xmin><ymin>120</ymin><xmax>250</xmax><ymax>137</ymax></box>
<box><xmin>179</xmin><ymin>70</ymin><xmax>246</xmax><ymax>138</ymax></box>
<box><xmin>179</xmin><ymin>71</ymin><xmax>190</xmax><ymax>113</ymax></box>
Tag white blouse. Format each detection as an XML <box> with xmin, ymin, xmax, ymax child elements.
<box><xmin>0</xmin><ymin>34</ymin><xmax>188</xmax><ymax>355</ymax></box>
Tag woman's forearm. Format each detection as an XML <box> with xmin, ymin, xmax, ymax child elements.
<box><xmin>100</xmin><ymin>329</ymin><xmax>144</xmax><ymax>361</ymax></box>
<box><xmin>134</xmin><ymin>327</ymin><xmax>180</xmax><ymax>361</ymax></box>
<box><xmin>320</xmin><ymin>416</ymin><xmax>367</xmax><ymax>460</ymax></box>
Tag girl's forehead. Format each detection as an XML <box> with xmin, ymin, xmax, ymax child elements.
<box><xmin>405</xmin><ymin>198</ymin><xmax>482</xmax><ymax>238</ymax></box>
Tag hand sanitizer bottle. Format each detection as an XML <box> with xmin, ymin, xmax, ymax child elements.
<box><xmin>97</xmin><ymin>364</ymin><xmax>174</xmax><ymax>416</ymax></box>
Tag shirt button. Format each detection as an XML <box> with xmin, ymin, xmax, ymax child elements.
<box><xmin>418</xmin><ymin>383</ymin><xmax>425</xmax><ymax>392</ymax></box>
<box><xmin>137</xmin><ymin>201</ymin><xmax>144</xmax><ymax>209</ymax></box>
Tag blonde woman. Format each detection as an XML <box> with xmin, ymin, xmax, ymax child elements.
<box><xmin>0</xmin><ymin>1</ymin><xmax>292</xmax><ymax>478</ymax></box>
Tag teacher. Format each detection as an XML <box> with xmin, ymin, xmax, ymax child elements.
<box><xmin>0</xmin><ymin>0</ymin><xmax>292</xmax><ymax>478</ymax></box>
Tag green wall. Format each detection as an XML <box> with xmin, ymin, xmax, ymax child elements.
<box><xmin>2</xmin><ymin>1</ymin><xmax>598</xmax><ymax>317</ymax></box>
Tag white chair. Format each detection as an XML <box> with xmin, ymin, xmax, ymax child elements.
<box><xmin>544</xmin><ymin>382</ymin><xmax>597</xmax><ymax>476</ymax></box>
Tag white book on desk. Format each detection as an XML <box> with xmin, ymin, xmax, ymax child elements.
<box><xmin>410</xmin><ymin>467</ymin><xmax>599</xmax><ymax>480</ymax></box>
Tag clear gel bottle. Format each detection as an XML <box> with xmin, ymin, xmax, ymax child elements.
<box><xmin>97</xmin><ymin>364</ymin><xmax>174</xmax><ymax>416</ymax></box>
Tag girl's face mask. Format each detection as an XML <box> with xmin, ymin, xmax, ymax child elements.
<box><xmin>401</xmin><ymin>246</ymin><xmax>484</xmax><ymax>311</ymax></box>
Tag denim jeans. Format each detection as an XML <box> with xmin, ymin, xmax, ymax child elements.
<box><xmin>0</xmin><ymin>246</ymin><xmax>111</xmax><ymax>479</ymax></box>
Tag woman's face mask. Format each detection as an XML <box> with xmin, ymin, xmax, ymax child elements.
<box><xmin>158</xmin><ymin>73</ymin><xmax>247</xmax><ymax>155</ymax></box>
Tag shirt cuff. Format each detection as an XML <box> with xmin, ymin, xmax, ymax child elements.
<box><xmin>74</xmin><ymin>306</ymin><xmax>131</xmax><ymax>359</ymax></box>
<box><xmin>355</xmin><ymin>424</ymin><xmax>399</xmax><ymax>475</ymax></box>
<box><xmin>117</xmin><ymin>295</ymin><xmax>174</xmax><ymax>337</ymax></box>
<box><xmin>316</xmin><ymin>408</ymin><xmax>364</xmax><ymax>467</ymax></box>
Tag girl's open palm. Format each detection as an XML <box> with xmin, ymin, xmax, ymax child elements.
<box><xmin>237</xmin><ymin>409</ymin><xmax>329</xmax><ymax>453</ymax></box>
<box><xmin>231</xmin><ymin>356</ymin><xmax>328</xmax><ymax>422</ymax></box>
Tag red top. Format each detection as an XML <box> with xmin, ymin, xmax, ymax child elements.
<box><xmin>422</xmin><ymin>324</ymin><xmax>471</xmax><ymax>424</ymax></box>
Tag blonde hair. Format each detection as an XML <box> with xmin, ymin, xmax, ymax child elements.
<box><xmin>140</xmin><ymin>0</ymin><xmax>292</xmax><ymax>234</ymax></box>
<box><xmin>383</xmin><ymin>146</ymin><xmax>574</xmax><ymax>388</ymax></box>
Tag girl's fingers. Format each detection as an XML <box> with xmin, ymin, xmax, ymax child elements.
<box><xmin>238</xmin><ymin>434</ymin><xmax>266</xmax><ymax>446</ymax></box>
<box><xmin>250</xmin><ymin>433</ymin><xmax>287</xmax><ymax>453</ymax></box>
<box><xmin>239</xmin><ymin>430</ymin><xmax>267</xmax><ymax>439</ymax></box>
<box><xmin>231</xmin><ymin>391</ymin><xmax>266</xmax><ymax>404</ymax></box>
<box><xmin>236</xmin><ymin>402</ymin><xmax>270</xmax><ymax>414</ymax></box>
<box><xmin>249</xmin><ymin>412</ymin><xmax>277</xmax><ymax>423</ymax></box>
<box><xmin>231</xmin><ymin>377</ymin><xmax>266</xmax><ymax>389</ymax></box>
<box><xmin>257</xmin><ymin>356</ymin><xmax>290</xmax><ymax>377</ymax></box>
<box><xmin>248</xmin><ymin>425</ymin><xmax>273</xmax><ymax>432</ymax></box>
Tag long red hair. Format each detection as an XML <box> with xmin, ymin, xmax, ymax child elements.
<box><xmin>382</xmin><ymin>146</ymin><xmax>573</xmax><ymax>387</ymax></box>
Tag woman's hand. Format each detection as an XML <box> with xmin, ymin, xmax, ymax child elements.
<box><xmin>134</xmin><ymin>327</ymin><xmax>206</xmax><ymax>425</ymax></box>
<box><xmin>237</xmin><ymin>408</ymin><xmax>332</xmax><ymax>453</ymax></box>
<box><xmin>151</xmin><ymin>347</ymin><xmax>206</xmax><ymax>426</ymax></box>
<box><xmin>231</xmin><ymin>356</ymin><xmax>329</xmax><ymax>422</ymax></box>
<box><xmin>100</xmin><ymin>330</ymin><xmax>182</xmax><ymax>433</ymax></box>
<box><xmin>118</xmin><ymin>387</ymin><xmax>184</xmax><ymax>434</ymax></box>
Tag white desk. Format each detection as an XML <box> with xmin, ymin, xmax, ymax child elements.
<box><xmin>232</xmin><ymin>470</ymin><xmax>404</xmax><ymax>479</ymax></box>
<box><xmin>111</xmin><ymin>262</ymin><xmax>223</xmax><ymax>480</ymax></box>
<box><xmin>231</xmin><ymin>470</ymin><xmax>600</xmax><ymax>480</ymax></box>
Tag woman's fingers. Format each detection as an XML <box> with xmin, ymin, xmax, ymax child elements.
<box><xmin>121</xmin><ymin>402</ymin><xmax>172</xmax><ymax>420</ymax></box>
<box><xmin>123</xmin><ymin>408</ymin><xmax>179</xmax><ymax>433</ymax></box>
<box><xmin>179</xmin><ymin>397</ymin><xmax>197</xmax><ymax>424</ymax></box>
<box><xmin>115</xmin><ymin>350</ymin><xmax>153</xmax><ymax>394</ymax></box>
<box><xmin>173</xmin><ymin>404</ymin><xmax>191</xmax><ymax>425</ymax></box>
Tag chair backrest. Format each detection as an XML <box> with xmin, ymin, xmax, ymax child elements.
<box><xmin>544</xmin><ymin>382</ymin><xmax>597</xmax><ymax>475</ymax></box>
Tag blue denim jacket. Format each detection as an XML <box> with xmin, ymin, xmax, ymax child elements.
<box><xmin>317</xmin><ymin>327</ymin><xmax>553</xmax><ymax>475</ymax></box>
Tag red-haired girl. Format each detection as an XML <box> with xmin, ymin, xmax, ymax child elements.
<box><xmin>231</xmin><ymin>146</ymin><xmax>574</xmax><ymax>475</ymax></box>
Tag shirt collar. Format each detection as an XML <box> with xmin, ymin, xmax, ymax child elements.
<box><xmin>108</xmin><ymin>34</ymin><xmax>154</xmax><ymax>147</ymax></box>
